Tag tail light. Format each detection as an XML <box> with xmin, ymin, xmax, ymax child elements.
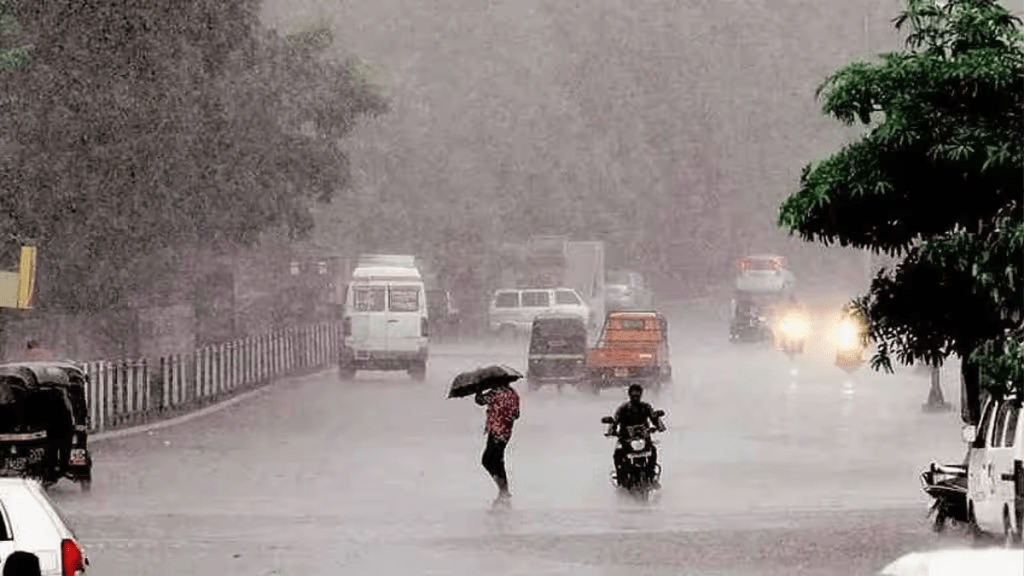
<box><xmin>770</xmin><ymin>258</ymin><xmax>782</xmax><ymax>271</ymax></box>
<box><xmin>342</xmin><ymin>317</ymin><xmax>351</xmax><ymax>337</ymax></box>
<box><xmin>421</xmin><ymin>318</ymin><xmax>429</xmax><ymax>337</ymax></box>
<box><xmin>62</xmin><ymin>538</ymin><xmax>87</xmax><ymax>575</ymax></box>
<box><xmin>738</xmin><ymin>258</ymin><xmax>750</xmax><ymax>271</ymax></box>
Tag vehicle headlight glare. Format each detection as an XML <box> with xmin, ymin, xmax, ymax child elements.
<box><xmin>780</xmin><ymin>316</ymin><xmax>809</xmax><ymax>339</ymax></box>
<box><xmin>630</xmin><ymin>439</ymin><xmax>646</xmax><ymax>451</ymax></box>
<box><xmin>836</xmin><ymin>320</ymin><xmax>860</xmax><ymax>350</ymax></box>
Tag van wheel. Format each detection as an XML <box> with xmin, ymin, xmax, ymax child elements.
<box><xmin>968</xmin><ymin>507</ymin><xmax>987</xmax><ymax>545</ymax></box>
<box><xmin>1005</xmin><ymin>507</ymin><xmax>1022</xmax><ymax>547</ymax></box>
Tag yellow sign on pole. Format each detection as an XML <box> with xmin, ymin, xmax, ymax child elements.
<box><xmin>15</xmin><ymin>246</ymin><xmax>35</xmax><ymax>309</ymax></box>
<box><xmin>0</xmin><ymin>246</ymin><xmax>37</xmax><ymax>309</ymax></box>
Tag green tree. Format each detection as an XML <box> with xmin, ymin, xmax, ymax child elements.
<box><xmin>0</xmin><ymin>0</ymin><xmax>28</xmax><ymax>70</ymax></box>
<box><xmin>0</xmin><ymin>1</ymin><xmax>385</xmax><ymax>313</ymax></box>
<box><xmin>778</xmin><ymin>0</ymin><xmax>1023</xmax><ymax>423</ymax></box>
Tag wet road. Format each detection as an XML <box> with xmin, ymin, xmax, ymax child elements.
<box><xmin>53</xmin><ymin>300</ymin><xmax>970</xmax><ymax>575</ymax></box>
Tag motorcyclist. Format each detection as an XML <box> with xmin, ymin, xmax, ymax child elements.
<box><xmin>606</xmin><ymin>383</ymin><xmax>665</xmax><ymax>487</ymax></box>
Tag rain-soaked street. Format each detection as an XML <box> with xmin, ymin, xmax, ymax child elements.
<box><xmin>51</xmin><ymin>298</ymin><xmax>967</xmax><ymax>575</ymax></box>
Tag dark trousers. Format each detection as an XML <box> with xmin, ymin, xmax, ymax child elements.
<box><xmin>481</xmin><ymin>433</ymin><xmax>509</xmax><ymax>494</ymax></box>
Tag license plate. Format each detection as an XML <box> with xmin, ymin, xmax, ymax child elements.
<box><xmin>69</xmin><ymin>449</ymin><xmax>87</xmax><ymax>466</ymax></box>
<box><xmin>614</xmin><ymin>368</ymin><xmax>629</xmax><ymax>378</ymax></box>
<box><xmin>5</xmin><ymin>457</ymin><xmax>26</xmax><ymax>471</ymax></box>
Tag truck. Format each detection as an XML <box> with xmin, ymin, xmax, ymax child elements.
<box><xmin>497</xmin><ymin>236</ymin><xmax>606</xmax><ymax>332</ymax></box>
<box><xmin>586</xmin><ymin>311</ymin><xmax>672</xmax><ymax>395</ymax></box>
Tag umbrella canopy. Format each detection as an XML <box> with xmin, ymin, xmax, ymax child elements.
<box><xmin>448</xmin><ymin>365</ymin><xmax>523</xmax><ymax>399</ymax></box>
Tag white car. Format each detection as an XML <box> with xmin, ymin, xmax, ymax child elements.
<box><xmin>879</xmin><ymin>547</ymin><xmax>1024</xmax><ymax>575</ymax></box>
<box><xmin>488</xmin><ymin>288</ymin><xmax>590</xmax><ymax>335</ymax></box>
<box><xmin>0</xmin><ymin>477</ymin><xmax>88</xmax><ymax>575</ymax></box>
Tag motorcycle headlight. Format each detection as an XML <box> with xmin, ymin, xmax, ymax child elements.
<box><xmin>629</xmin><ymin>439</ymin><xmax>646</xmax><ymax>451</ymax></box>
<box><xmin>836</xmin><ymin>320</ymin><xmax>860</xmax><ymax>350</ymax></box>
<box><xmin>779</xmin><ymin>315</ymin><xmax>810</xmax><ymax>339</ymax></box>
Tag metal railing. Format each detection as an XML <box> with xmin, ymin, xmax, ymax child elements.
<box><xmin>79</xmin><ymin>323</ymin><xmax>342</xmax><ymax>433</ymax></box>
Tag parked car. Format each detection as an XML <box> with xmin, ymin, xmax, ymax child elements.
<box><xmin>961</xmin><ymin>392</ymin><xmax>1023</xmax><ymax>543</ymax></box>
<box><xmin>0</xmin><ymin>477</ymin><xmax>89</xmax><ymax>575</ymax></box>
<box><xmin>487</xmin><ymin>288</ymin><xmax>590</xmax><ymax>336</ymax></box>
<box><xmin>605</xmin><ymin>270</ymin><xmax>653</xmax><ymax>311</ymax></box>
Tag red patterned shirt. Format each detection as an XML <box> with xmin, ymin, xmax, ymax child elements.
<box><xmin>484</xmin><ymin>387</ymin><xmax>520</xmax><ymax>441</ymax></box>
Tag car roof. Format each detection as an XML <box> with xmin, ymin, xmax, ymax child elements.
<box><xmin>533</xmin><ymin>313</ymin><xmax>586</xmax><ymax>322</ymax></box>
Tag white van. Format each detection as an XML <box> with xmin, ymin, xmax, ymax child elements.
<box><xmin>963</xmin><ymin>393</ymin><xmax>1023</xmax><ymax>543</ymax></box>
<box><xmin>488</xmin><ymin>287</ymin><xmax>590</xmax><ymax>335</ymax></box>
<box><xmin>340</xmin><ymin>258</ymin><xmax>429</xmax><ymax>381</ymax></box>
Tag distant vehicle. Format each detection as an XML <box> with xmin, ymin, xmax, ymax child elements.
<box><xmin>605</xmin><ymin>270</ymin><xmax>653</xmax><ymax>311</ymax></box>
<box><xmin>425</xmin><ymin>289</ymin><xmax>460</xmax><ymax>336</ymax></box>
<box><xmin>961</xmin><ymin>392</ymin><xmax>1023</xmax><ymax>544</ymax></box>
<box><xmin>526</xmin><ymin>314</ymin><xmax>588</xmax><ymax>391</ymax></box>
<box><xmin>734</xmin><ymin>254</ymin><xmax>796</xmax><ymax>295</ymax></box>
<box><xmin>586</xmin><ymin>311</ymin><xmax>672</xmax><ymax>395</ymax></box>
<box><xmin>487</xmin><ymin>287</ymin><xmax>590</xmax><ymax>336</ymax></box>
<box><xmin>497</xmin><ymin>237</ymin><xmax>606</xmax><ymax>330</ymax></box>
<box><xmin>339</xmin><ymin>255</ymin><xmax>429</xmax><ymax>381</ymax></box>
<box><xmin>0</xmin><ymin>477</ymin><xmax>89</xmax><ymax>575</ymax></box>
<box><xmin>728</xmin><ymin>292</ymin><xmax>775</xmax><ymax>343</ymax></box>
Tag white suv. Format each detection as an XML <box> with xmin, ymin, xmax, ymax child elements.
<box><xmin>488</xmin><ymin>288</ymin><xmax>590</xmax><ymax>334</ymax></box>
<box><xmin>0</xmin><ymin>478</ymin><xmax>88</xmax><ymax>575</ymax></box>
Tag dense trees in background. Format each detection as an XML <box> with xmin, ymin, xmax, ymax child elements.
<box><xmin>296</xmin><ymin>0</ymin><xmax>896</xmax><ymax>307</ymax></box>
<box><xmin>0</xmin><ymin>1</ymin><xmax>385</xmax><ymax>312</ymax></box>
<box><xmin>778</xmin><ymin>0</ymin><xmax>1023</xmax><ymax>417</ymax></box>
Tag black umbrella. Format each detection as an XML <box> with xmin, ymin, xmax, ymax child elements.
<box><xmin>448</xmin><ymin>365</ymin><xmax>523</xmax><ymax>399</ymax></box>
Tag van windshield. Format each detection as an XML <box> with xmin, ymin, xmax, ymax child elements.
<box><xmin>353</xmin><ymin>287</ymin><xmax>386</xmax><ymax>312</ymax></box>
<box><xmin>389</xmin><ymin>287</ymin><xmax>420</xmax><ymax>312</ymax></box>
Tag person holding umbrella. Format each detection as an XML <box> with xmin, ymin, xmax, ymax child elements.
<box><xmin>449</xmin><ymin>365</ymin><xmax>523</xmax><ymax>507</ymax></box>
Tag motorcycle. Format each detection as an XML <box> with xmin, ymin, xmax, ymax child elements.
<box><xmin>920</xmin><ymin>461</ymin><xmax>969</xmax><ymax>533</ymax></box>
<box><xmin>774</xmin><ymin>311</ymin><xmax>809</xmax><ymax>357</ymax></box>
<box><xmin>600</xmin><ymin>410</ymin><xmax>666</xmax><ymax>501</ymax></box>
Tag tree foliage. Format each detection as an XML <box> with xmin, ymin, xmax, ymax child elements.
<box><xmin>778</xmin><ymin>0</ymin><xmax>1023</xmax><ymax>413</ymax></box>
<box><xmin>0</xmin><ymin>0</ymin><xmax>28</xmax><ymax>70</ymax></box>
<box><xmin>0</xmin><ymin>0</ymin><xmax>386</xmax><ymax>312</ymax></box>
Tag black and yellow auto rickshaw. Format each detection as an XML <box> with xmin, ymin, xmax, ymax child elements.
<box><xmin>527</xmin><ymin>314</ymin><xmax>588</xmax><ymax>391</ymax></box>
<box><xmin>0</xmin><ymin>362</ymin><xmax>93</xmax><ymax>491</ymax></box>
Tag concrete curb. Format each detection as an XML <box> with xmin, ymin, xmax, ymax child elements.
<box><xmin>91</xmin><ymin>370</ymin><xmax>327</xmax><ymax>443</ymax></box>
